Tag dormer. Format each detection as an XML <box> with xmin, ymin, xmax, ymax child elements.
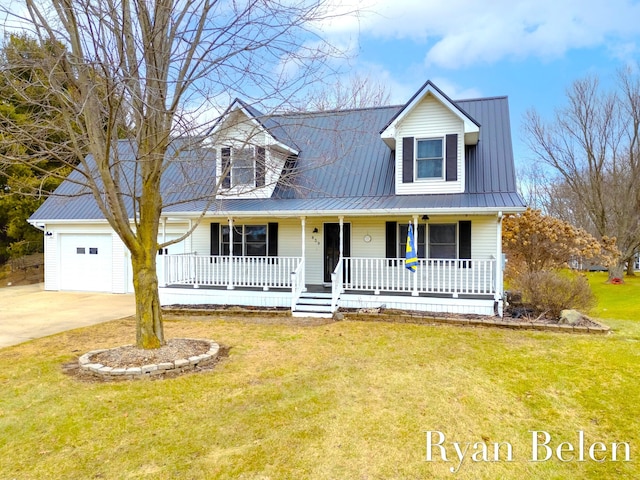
<box><xmin>208</xmin><ymin>99</ymin><xmax>299</xmax><ymax>199</ymax></box>
<box><xmin>380</xmin><ymin>81</ymin><xmax>480</xmax><ymax>195</ymax></box>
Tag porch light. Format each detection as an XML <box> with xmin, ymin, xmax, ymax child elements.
<box><xmin>422</xmin><ymin>215</ymin><xmax>429</xmax><ymax>220</ymax></box>
<box><xmin>312</xmin><ymin>227</ymin><xmax>318</xmax><ymax>233</ymax></box>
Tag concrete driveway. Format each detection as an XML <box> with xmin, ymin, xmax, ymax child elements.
<box><xmin>0</xmin><ymin>283</ymin><xmax>135</xmax><ymax>348</ymax></box>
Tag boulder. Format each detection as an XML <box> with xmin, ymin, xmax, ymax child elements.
<box><xmin>559</xmin><ymin>309</ymin><xmax>584</xmax><ymax>325</ymax></box>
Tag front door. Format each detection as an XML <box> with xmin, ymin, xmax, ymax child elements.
<box><xmin>323</xmin><ymin>223</ymin><xmax>351</xmax><ymax>283</ymax></box>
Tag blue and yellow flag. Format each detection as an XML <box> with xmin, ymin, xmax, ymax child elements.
<box><xmin>405</xmin><ymin>223</ymin><xmax>418</xmax><ymax>272</ymax></box>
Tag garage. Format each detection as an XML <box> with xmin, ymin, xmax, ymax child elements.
<box><xmin>59</xmin><ymin>234</ymin><xmax>113</xmax><ymax>292</ymax></box>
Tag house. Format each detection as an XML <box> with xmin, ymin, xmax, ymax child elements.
<box><xmin>28</xmin><ymin>80</ymin><xmax>526</xmax><ymax>317</ymax></box>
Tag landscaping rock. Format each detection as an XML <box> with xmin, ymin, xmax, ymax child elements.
<box><xmin>559</xmin><ymin>309</ymin><xmax>584</xmax><ymax>325</ymax></box>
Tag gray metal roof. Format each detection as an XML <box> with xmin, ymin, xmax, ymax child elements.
<box><xmin>30</xmin><ymin>90</ymin><xmax>525</xmax><ymax>222</ymax></box>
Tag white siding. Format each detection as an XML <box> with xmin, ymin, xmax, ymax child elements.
<box><xmin>395</xmin><ymin>94</ymin><xmax>465</xmax><ymax>195</ymax></box>
<box><xmin>43</xmin><ymin>230</ymin><xmax>58</xmax><ymax>291</ymax></box>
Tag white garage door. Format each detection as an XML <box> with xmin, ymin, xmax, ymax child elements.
<box><xmin>60</xmin><ymin>234</ymin><xmax>113</xmax><ymax>292</ymax></box>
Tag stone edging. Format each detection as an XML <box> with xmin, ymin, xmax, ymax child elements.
<box><xmin>78</xmin><ymin>339</ymin><xmax>220</xmax><ymax>380</ymax></box>
<box><xmin>341</xmin><ymin>312</ymin><xmax>611</xmax><ymax>334</ymax></box>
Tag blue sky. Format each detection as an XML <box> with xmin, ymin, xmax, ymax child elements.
<box><xmin>319</xmin><ymin>0</ymin><xmax>640</xmax><ymax>169</ymax></box>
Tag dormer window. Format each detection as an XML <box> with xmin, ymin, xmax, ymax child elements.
<box><xmin>221</xmin><ymin>146</ymin><xmax>266</xmax><ymax>188</ymax></box>
<box><xmin>416</xmin><ymin>138</ymin><xmax>443</xmax><ymax>180</ymax></box>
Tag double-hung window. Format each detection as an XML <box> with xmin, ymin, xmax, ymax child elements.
<box><xmin>221</xmin><ymin>146</ymin><xmax>266</xmax><ymax>188</ymax></box>
<box><xmin>428</xmin><ymin>224</ymin><xmax>456</xmax><ymax>259</ymax></box>
<box><xmin>221</xmin><ymin>225</ymin><xmax>267</xmax><ymax>256</ymax></box>
<box><xmin>416</xmin><ymin>138</ymin><xmax>444</xmax><ymax>180</ymax></box>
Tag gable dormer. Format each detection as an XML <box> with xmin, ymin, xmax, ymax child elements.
<box><xmin>208</xmin><ymin>99</ymin><xmax>299</xmax><ymax>199</ymax></box>
<box><xmin>380</xmin><ymin>81</ymin><xmax>480</xmax><ymax>195</ymax></box>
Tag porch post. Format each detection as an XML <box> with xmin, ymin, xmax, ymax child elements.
<box><xmin>300</xmin><ymin>216</ymin><xmax>306</xmax><ymax>291</ymax></box>
<box><xmin>338</xmin><ymin>216</ymin><xmax>344</xmax><ymax>259</ymax></box>
<box><xmin>496</xmin><ymin>211</ymin><xmax>504</xmax><ymax>316</ymax></box>
<box><xmin>227</xmin><ymin>217</ymin><xmax>234</xmax><ymax>290</ymax></box>
<box><xmin>412</xmin><ymin>215</ymin><xmax>419</xmax><ymax>297</ymax></box>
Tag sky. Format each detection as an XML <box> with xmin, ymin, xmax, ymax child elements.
<box><xmin>317</xmin><ymin>0</ymin><xmax>640</xmax><ymax>170</ymax></box>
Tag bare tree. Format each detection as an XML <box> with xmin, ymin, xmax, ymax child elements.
<box><xmin>524</xmin><ymin>69</ymin><xmax>640</xmax><ymax>281</ymax></box>
<box><xmin>0</xmin><ymin>0</ymin><xmax>351</xmax><ymax>348</ymax></box>
<box><xmin>294</xmin><ymin>73</ymin><xmax>392</xmax><ymax>111</ymax></box>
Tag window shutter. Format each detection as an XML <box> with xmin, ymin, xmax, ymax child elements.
<box><xmin>256</xmin><ymin>147</ymin><xmax>266</xmax><ymax>187</ymax></box>
<box><xmin>402</xmin><ymin>137</ymin><xmax>414</xmax><ymax>183</ymax></box>
<box><xmin>459</xmin><ymin>220</ymin><xmax>471</xmax><ymax>268</ymax></box>
<box><xmin>210</xmin><ymin>223</ymin><xmax>220</xmax><ymax>256</ymax></box>
<box><xmin>386</xmin><ymin>221</ymin><xmax>397</xmax><ymax>258</ymax></box>
<box><xmin>445</xmin><ymin>134</ymin><xmax>458</xmax><ymax>181</ymax></box>
<box><xmin>343</xmin><ymin>224</ymin><xmax>351</xmax><ymax>257</ymax></box>
<box><xmin>268</xmin><ymin>222</ymin><xmax>278</xmax><ymax>257</ymax></box>
<box><xmin>221</xmin><ymin>148</ymin><xmax>231</xmax><ymax>188</ymax></box>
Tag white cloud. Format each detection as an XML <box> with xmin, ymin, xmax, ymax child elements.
<box><xmin>321</xmin><ymin>0</ymin><xmax>640</xmax><ymax>68</ymax></box>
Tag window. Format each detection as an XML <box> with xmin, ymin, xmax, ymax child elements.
<box><xmin>76</xmin><ymin>247</ymin><xmax>85</xmax><ymax>254</ymax></box>
<box><xmin>429</xmin><ymin>224</ymin><xmax>456</xmax><ymax>259</ymax></box>
<box><xmin>416</xmin><ymin>138</ymin><xmax>443</xmax><ymax>179</ymax></box>
<box><xmin>397</xmin><ymin>224</ymin><xmax>425</xmax><ymax>258</ymax></box>
<box><xmin>221</xmin><ymin>225</ymin><xmax>267</xmax><ymax>256</ymax></box>
<box><xmin>89</xmin><ymin>248</ymin><xmax>98</xmax><ymax>254</ymax></box>
<box><xmin>221</xmin><ymin>146</ymin><xmax>266</xmax><ymax>188</ymax></box>
<box><xmin>232</xmin><ymin>148</ymin><xmax>255</xmax><ymax>187</ymax></box>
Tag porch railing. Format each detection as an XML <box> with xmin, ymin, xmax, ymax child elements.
<box><xmin>163</xmin><ymin>254</ymin><xmax>302</xmax><ymax>290</ymax></box>
<box><xmin>343</xmin><ymin>257</ymin><xmax>496</xmax><ymax>296</ymax></box>
<box><xmin>331</xmin><ymin>257</ymin><xmax>344</xmax><ymax>312</ymax></box>
<box><xmin>290</xmin><ymin>259</ymin><xmax>306</xmax><ymax>311</ymax></box>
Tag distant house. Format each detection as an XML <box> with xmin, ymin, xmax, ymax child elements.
<box><xmin>29</xmin><ymin>80</ymin><xmax>526</xmax><ymax>317</ymax></box>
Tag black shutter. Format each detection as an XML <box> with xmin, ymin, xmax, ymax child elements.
<box><xmin>210</xmin><ymin>223</ymin><xmax>220</xmax><ymax>256</ymax></box>
<box><xmin>459</xmin><ymin>220</ymin><xmax>471</xmax><ymax>268</ymax></box>
<box><xmin>256</xmin><ymin>147</ymin><xmax>266</xmax><ymax>187</ymax></box>
<box><xmin>402</xmin><ymin>137</ymin><xmax>414</xmax><ymax>183</ymax></box>
<box><xmin>386</xmin><ymin>221</ymin><xmax>397</xmax><ymax>258</ymax></box>
<box><xmin>343</xmin><ymin>224</ymin><xmax>351</xmax><ymax>257</ymax></box>
<box><xmin>221</xmin><ymin>147</ymin><xmax>231</xmax><ymax>188</ymax></box>
<box><xmin>268</xmin><ymin>222</ymin><xmax>278</xmax><ymax>257</ymax></box>
<box><xmin>445</xmin><ymin>134</ymin><xmax>458</xmax><ymax>181</ymax></box>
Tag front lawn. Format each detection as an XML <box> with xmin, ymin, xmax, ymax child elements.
<box><xmin>587</xmin><ymin>271</ymin><xmax>640</xmax><ymax>321</ymax></box>
<box><xmin>1</xmin><ymin>313</ymin><xmax>639</xmax><ymax>479</ymax></box>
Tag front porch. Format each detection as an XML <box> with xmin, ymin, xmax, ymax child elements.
<box><xmin>158</xmin><ymin>254</ymin><xmax>502</xmax><ymax>317</ymax></box>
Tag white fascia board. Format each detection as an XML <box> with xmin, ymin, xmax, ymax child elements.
<box><xmin>380</xmin><ymin>83</ymin><xmax>480</xmax><ymax>143</ymax></box>
<box><xmin>168</xmin><ymin>205</ymin><xmax>526</xmax><ymax>218</ymax></box>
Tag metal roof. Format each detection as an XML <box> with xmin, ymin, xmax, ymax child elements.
<box><xmin>30</xmin><ymin>91</ymin><xmax>525</xmax><ymax>223</ymax></box>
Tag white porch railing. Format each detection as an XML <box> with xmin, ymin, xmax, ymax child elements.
<box><xmin>290</xmin><ymin>259</ymin><xmax>306</xmax><ymax>310</ymax></box>
<box><xmin>164</xmin><ymin>254</ymin><xmax>302</xmax><ymax>290</ymax></box>
<box><xmin>343</xmin><ymin>257</ymin><xmax>496</xmax><ymax>296</ymax></box>
<box><xmin>331</xmin><ymin>257</ymin><xmax>344</xmax><ymax>312</ymax></box>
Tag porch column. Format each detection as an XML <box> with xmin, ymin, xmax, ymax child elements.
<box><xmin>496</xmin><ymin>211</ymin><xmax>504</xmax><ymax>316</ymax></box>
<box><xmin>227</xmin><ymin>217</ymin><xmax>234</xmax><ymax>290</ymax></box>
<box><xmin>300</xmin><ymin>216</ymin><xmax>306</xmax><ymax>291</ymax></box>
<box><xmin>412</xmin><ymin>215</ymin><xmax>419</xmax><ymax>297</ymax></box>
<box><xmin>159</xmin><ymin>217</ymin><xmax>167</xmax><ymax>287</ymax></box>
<box><xmin>338</xmin><ymin>216</ymin><xmax>344</xmax><ymax>258</ymax></box>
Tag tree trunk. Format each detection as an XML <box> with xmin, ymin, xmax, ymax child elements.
<box><xmin>131</xmin><ymin>249</ymin><xmax>164</xmax><ymax>349</ymax></box>
<box><xmin>607</xmin><ymin>262</ymin><xmax>625</xmax><ymax>283</ymax></box>
<box><xmin>625</xmin><ymin>256</ymin><xmax>636</xmax><ymax>276</ymax></box>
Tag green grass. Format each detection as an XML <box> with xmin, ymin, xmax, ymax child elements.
<box><xmin>587</xmin><ymin>271</ymin><xmax>640</xmax><ymax>321</ymax></box>
<box><xmin>1</xmin><ymin>313</ymin><xmax>640</xmax><ymax>479</ymax></box>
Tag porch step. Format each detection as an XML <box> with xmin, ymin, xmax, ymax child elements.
<box><xmin>293</xmin><ymin>292</ymin><xmax>334</xmax><ymax>318</ymax></box>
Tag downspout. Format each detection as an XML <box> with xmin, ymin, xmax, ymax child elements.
<box><xmin>301</xmin><ymin>216</ymin><xmax>306</xmax><ymax>291</ymax></box>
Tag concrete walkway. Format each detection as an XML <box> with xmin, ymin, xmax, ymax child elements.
<box><xmin>0</xmin><ymin>283</ymin><xmax>135</xmax><ymax>348</ymax></box>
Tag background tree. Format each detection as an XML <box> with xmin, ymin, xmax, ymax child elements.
<box><xmin>0</xmin><ymin>0</ymin><xmax>350</xmax><ymax>349</ymax></box>
<box><xmin>295</xmin><ymin>74</ymin><xmax>391</xmax><ymax>111</ymax></box>
<box><xmin>524</xmin><ymin>69</ymin><xmax>640</xmax><ymax>281</ymax></box>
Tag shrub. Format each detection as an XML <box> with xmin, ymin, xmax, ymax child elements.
<box><xmin>512</xmin><ymin>270</ymin><xmax>596</xmax><ymax>318</ymax></box>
